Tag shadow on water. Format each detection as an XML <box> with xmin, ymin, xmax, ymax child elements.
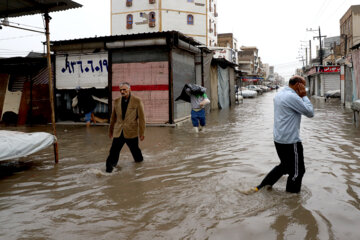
<box><xmin>0</xmin><ymin>160</ymin><xmax>35</xmax><ymax>178</ymax></box>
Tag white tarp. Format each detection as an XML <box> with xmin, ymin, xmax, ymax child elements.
<box><xmin>56</xmin><ymin>52</ymin><xmax>108</xmax><ymax>89</ymax></box>
<box><xmin>0</xmin><ymin>131</ymin><xmax>55</xmax><ymax>161</ymax></box>
<box><xmin>218</xmin><ymin>67</ymin><xmax>230</xmax><ymax>109</ymax></box>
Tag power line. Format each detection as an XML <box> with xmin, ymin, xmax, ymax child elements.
<box><xmin>312</xmin><ymin>0</ymin><xmax>331</xmax><ymax>24</ymax></box>
<box><xmin>0</xmin><ymin>34</ymin><xmax>41</xmax><ymax>41</ymax></box>
<box><xmin>274</xmin><ymin>61</ymin><xmax>301</xmax><ymax>67</ymax></box>
<box><xmin>6</xmin><ymin>20</ymin><xmax>44</xmax><ymax>30</ymax></box>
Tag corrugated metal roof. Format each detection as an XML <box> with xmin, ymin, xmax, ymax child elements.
<box><xmin>50</xmin><ymin>31</ymin><xmax>202</xmax><ymax>47</ymax></box>
<box><xmin>0</xmin><ymin>0</ymin><xmax>82</xmax><ymax>18</ymax></box>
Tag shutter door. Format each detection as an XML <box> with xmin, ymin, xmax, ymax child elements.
<box><xmin>324</xmin><ymin>73</ymin><xmax>340</xmax><ymax>93</ymax></box>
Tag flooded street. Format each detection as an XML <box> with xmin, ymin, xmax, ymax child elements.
<box><xmin>1</xmin><ymin>90</ymin><xmax>360</xmax><ymax>240</ymax></box>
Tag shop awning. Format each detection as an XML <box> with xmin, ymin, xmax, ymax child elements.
<box><xmin>0</xmin><ymin>0</ymin><xmax>81</xmax><ymax>18</ymax></box>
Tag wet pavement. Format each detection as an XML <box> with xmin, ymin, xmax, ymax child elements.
<box><xmin>1</xmin><ymin>90</ymin><xmax>360</xmax><ymax>240</ymax></box>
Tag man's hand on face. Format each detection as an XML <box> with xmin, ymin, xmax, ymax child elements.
<box><xmin>295</xmin><ymin>82</ymin><xmax>307</xmax><ymax>98</ymax></box>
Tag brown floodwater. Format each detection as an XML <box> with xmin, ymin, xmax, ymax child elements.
<box><xmin>1</xmin><ymin>90</ymin><xmax>360</xmax><ymax>240</ymax></box>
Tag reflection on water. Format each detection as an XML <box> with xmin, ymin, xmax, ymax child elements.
<box><xmin>1</xmin><ymin>92</ymin><xmax>360</xmax><ymax>240</ymax></box>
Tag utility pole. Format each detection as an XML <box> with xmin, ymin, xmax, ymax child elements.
<box><xmin>297</xmin><ymin>56</ymin><xmax>305</xmax><ymax>67</ymax></box>
<box><xmin>313</xmin><ymin>27</ymin><xmax>327</xmax><ymax>66</ymax></box>
<box><xmin>300</xmin><ymin>41</ymin><xmax>308</xmax><ymax>66</ymax></box>
<box><xmin>309</xmin><ymin>40</ymin><xmax>312</xmax><ymax>65</ymax></box>
<box><xmin>307</xmin><ymin>27</ymin><xmax>326</xmax><ymax>66</ymax></box>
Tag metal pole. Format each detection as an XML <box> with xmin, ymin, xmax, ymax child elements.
<box><xmin>309</xmin><ymin>40</ymin><xmax>312</xmax><ymax>65</ymax></box>
<box><xmin>201</xmin><ymin>48</ymin><xmax>204</xmax><ymax>86</ymax></box>
<box><xmin>319</xmin><ymin>26</ymin><xmax>323</xmax><ymax>66</ymax></box>
<box><xmin>44</xmin><ymin>12</ymin><xmax>59</xmax><ymax>163</ymax></box>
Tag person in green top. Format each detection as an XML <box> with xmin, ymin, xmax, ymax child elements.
<box><xmin>185</xmin><ymin>86</ymin><xmax>210</xmax><ymax>132</ymax></box>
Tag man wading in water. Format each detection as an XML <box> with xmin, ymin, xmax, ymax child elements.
<box><xmin>247</xmin><ymin>75</ymin><xmax>314</xmax><ymax>194</ymax></box>
<box><xmin>105</xmin><ymin>82</ymin><xmax>145</xmax><ymax>173</ymax></box>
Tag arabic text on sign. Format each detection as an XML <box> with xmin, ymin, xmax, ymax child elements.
<box><xmin>61</xmin><ymin>59</ymin><xmax>109</xmax><ymax>74</ymax></box>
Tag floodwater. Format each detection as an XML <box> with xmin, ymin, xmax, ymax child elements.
<box><xmin>1</xmin><ymin>90</ymin><xmax>360</xmax><ymax>240</ymax></box>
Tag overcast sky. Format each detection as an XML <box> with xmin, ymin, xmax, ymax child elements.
<box><xmin>0</xmin><ymin>0</ymin><xmax>358</xmax><ymax>79</ymax></box>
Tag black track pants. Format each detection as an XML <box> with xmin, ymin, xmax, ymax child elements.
<box><xmin>257</xmin><ymin>142</ymin><xmax>305</xmax><ymax>193</ymax></box>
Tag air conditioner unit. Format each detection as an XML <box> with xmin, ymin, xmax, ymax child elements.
<box><xmin>149</xmin><ymin>22</ymin><xmax>156</xmax><ymax>27</ymax></box>
<box><xmin>149</xmin><ymin>0</ymin><xmax>156</xmax><ymax>3</ymax></box>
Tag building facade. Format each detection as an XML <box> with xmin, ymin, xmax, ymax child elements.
<box><xmin>51</xmin><ymin>32</ymin><xmax>204</xmax><ymax>125</ymax></box>
<box><xmin>111</xmin><ymin>0</ymin><xmax>218</xmax><ymax>46</ymax></box>
<box><xmin>340</xmin><ymin>5</ymin><xmax>360</xmax><ymax>56</ymax></box>
<box><xmin>217</xmin><ymin>33</ymin><xmax>238</xmax><ymax>50</ymax></box>
<box><xmin>238</xmin><ymin>46</ymin><xmax>259</xmax><ymax>75</ymax></box>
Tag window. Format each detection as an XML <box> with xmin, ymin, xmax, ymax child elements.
<box><xmin>209</xmin><ymin>0</ymin><xmax>212</xmax><ymax>12</ymax></box>
<box><xmin>127</xmin><ymin>14</ymin><xmax>133</xmax><ymax>29</ymax></box>
<box><xmin>149</xmin><ymin>12</ymin><xmax>156</xmax><ymax>27</ymax></box>
<box><xmin>214</xmin><ymin>23</ymin><xmax>217</xmax><ymax>36</ymax></box>
<box><xmin>126</xmin><ymin>0</ymin><xmax>132</xmax><ymax>7</ymax></box>
<box><xmin>187</xmin><ymin>14</ymin><xmax>194</xmax><ymax>25</ymax></box>
<box><xmin>209</xmin><ymin>19</ymin><xmax>212</xmax><ymax>33</ymax></box>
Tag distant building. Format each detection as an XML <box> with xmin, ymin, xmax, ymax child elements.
<box><xmin>238</xmin><ymin>46</ymin><xmax>259</xmax><ymax>75</ymax></box>
<box><xmin>340</xmin><ymin>5</ymin><xmax>360</xmax><ymax>55</ymax></box>
<box><xmin>323</xmin><ymin>36</ymin><xmax>341</xmax><ymax>65</ymax></box>
<box><xmin>111</xmin><ymin>0</ymin><xmax>218</xmax><ymax>46</ymax></box>
<box><xmin>217</xmin><ymin>33</ymin><xmax>238</xmax><ymax>50</ymax></box>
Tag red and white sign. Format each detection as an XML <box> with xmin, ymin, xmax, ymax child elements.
<box><xmin>322</xmin><ymin>66</ymin><xmax>340</xmax><ymax>73</ymax></box>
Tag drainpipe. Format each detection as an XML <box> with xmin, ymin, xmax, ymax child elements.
<box><xmin>167</xmin><ymin>35</ymin><xmax>174</xmax><ymax>124</ymax></box>
<box><xmin>201</xmin><ymin>48</ymin><xmax>204</xmax><ymax>86</ymax></box>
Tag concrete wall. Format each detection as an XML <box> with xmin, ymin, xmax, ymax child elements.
<box><xmin>229</xmin><ymin>67</ymin><xmax>235</xmax><ymax>105</ymax></box>
<box><xmin>161</xmin><ymin>10</ymin><xmax>206</xmax><ymax>44</ymax></box>
<box><xmin>352</xmin><ymin>6</ymin><xmax>360</xmax><ymax>47</ymax></box>
<box><xmin>345</xmin><ymin>66</ymin><xmax>353</xmax><ymax>107</ymax></box>
<box><xmin>112</xmin><ymin>10</ymin><xmax>160</xmax><ymax>35</ymax></box>
<box><xmin>111</xmin><ymin>0</ymin><xmax>217</xmax><ymax>46</ymax></box>
<box><xmin>111</xmin><ymin>47</ymin><xmax>170</xmax><ymax>124</ymax></box>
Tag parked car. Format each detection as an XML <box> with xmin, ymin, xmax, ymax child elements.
<box><xmin>239</xmin><ymin>87</ymin><xmax>257</xmax><ymax>98</ymax></box>
<box><xmin>246</xmin><ymin>85</ymin><xmax>263</xmax><ymax>95</ymax></box>
<box><xmin>259</xmin><ymin>85</ymin><xmax>270</xmax><ymax>92</ymax></box>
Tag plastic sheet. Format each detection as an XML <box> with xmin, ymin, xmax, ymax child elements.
<box><xmin>351</xmin><ymin>100</ymin><xmax>360</xmax><ymax>111</ymax></box>
<box><xmin>0</xmin><ymin>131</ymin><xmax>55</xmax><ymax>161</ymax></box>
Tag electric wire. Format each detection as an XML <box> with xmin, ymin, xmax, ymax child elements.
<box><xmin>0</xmin><ymin>34</ymin><xmax>41</xmax><ymax>41</ymax></box>
<box><xmin>5</xmin><ymin>20</ymin><xmax>44</xmax><ymax>30</ymax></box>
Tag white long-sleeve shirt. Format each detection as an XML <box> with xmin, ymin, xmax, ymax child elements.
<box><xmin>273</xmin><ymin>86</ymin><xmax>314</xmax><ymax>144</ymax></box>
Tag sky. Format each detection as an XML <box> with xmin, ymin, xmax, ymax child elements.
<box><xmin>0</xmin><ymin>0</ymin><xmax>359</xmax><ymax>80</ymax></box>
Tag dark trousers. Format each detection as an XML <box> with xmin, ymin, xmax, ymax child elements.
<box><xmin>257</xmin><ymin>142</ymin><xmax>305</xmax><ymax>193</ymax></box>
<box><xmin>106</xmin><ymin>132</ymin><xmax>143</xmax><ymax>172</ymax></box>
